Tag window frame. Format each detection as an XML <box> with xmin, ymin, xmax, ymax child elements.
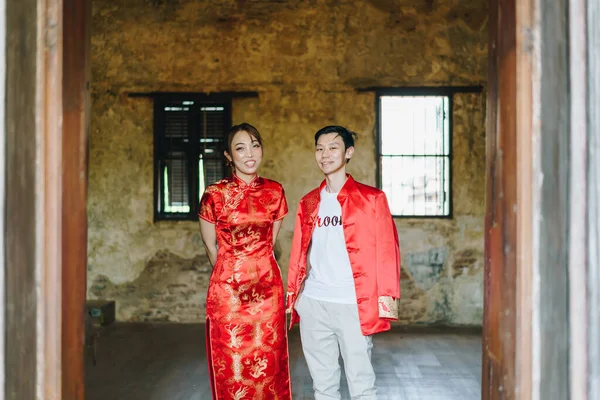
<box><xmin>152</xmin><ymin>93</ymin><xmax>235</xmax><ymax>222</ymax></box>
<box><xmin>375</xmin><ymin>87</ymin><xmax>461</xmax><ymax>219</ymax></box>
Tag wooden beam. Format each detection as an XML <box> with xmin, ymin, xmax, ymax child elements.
<box><xmin>587</xmin><ymin>0</ymin><xmax>600</xmax><ymax>396</ymax></box>
<box><xmin>485</xmin><ymin>0</ymin><xmax>519</xmax><ymax>398</ymax></box>
<box><xmin>5</xmin><ymin>0</ymin><xmax>63</xmax><ymax>398</ymax></box>
<box><xmin>483</xmin><ymin>1</ymin><xmax>498</xmax><ymax>397</ymax></box>
<box><xmin>5</xmin><ymin>0</ymin><xmax>42</xmax><ymax>397</ymax></box>
<box><xmin>127</xmin><ymin>91</ymin><xmax>260</xmax><ymax>99</ymax></box>
<box><xmin>38</xmin><ymin>0</ymin><xmax>64</xmax><ymax>398</ymax></box>
<box><xmin>0</xmin><ymin>0</ymin><xmax>6</xmax><ymax>398</ymax></box>
<box><xmin>537</xmin><ymin>2</ymin><xmax>570</xmax><ymax>399</ymax></box>
<box><xmin>515</xmin><ymin>0</ymin><xmax>536</xmax><ymax>397</ymax></box>
<box><xmin>568</xmin><ymin>0</ymin><xmax>589</xmax><ymax>398</ymax></box>
<box><xmin>515</xmin><ymin>1</ymin><xmax>598</xmax><ymax>398</ymax></box>
<box><xmin>62</xmin><ymin>0</ymin><xmax>90</xmax><ymax>399</ymax></box>
<box><xmin>356</xmin><ymin>86</ymin><xmax>484</xmax><ymax>94</ymax></box>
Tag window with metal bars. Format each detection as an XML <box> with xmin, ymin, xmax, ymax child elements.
<box><xmin>154</xmin><ymin>95</ymin><xmax>231</xmax><ymax>221</ymax></box>
<box><xmin>377</xmin><ymin>92</ymin><xmax>452</xmax><ymax>218</ymax></box>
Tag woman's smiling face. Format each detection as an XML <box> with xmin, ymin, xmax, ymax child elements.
<box><xmin>224</xmin><ymin>130</ymin><xmax>263</xmax><ymax>181</ymax></box>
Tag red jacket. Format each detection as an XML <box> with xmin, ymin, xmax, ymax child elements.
<box><xmin>286</xmin><ymin>175</ymin><xmax>401</xmax><ymax>336</ymax></box>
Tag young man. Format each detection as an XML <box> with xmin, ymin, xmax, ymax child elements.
<box><xmin>286</xmin><ymin>125</ymin><xmax>401</xmax><ymax>400</ymax></box>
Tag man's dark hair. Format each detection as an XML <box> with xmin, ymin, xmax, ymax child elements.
<box><xmin>314</xmin><ymin>125</ymin><xmax>358</xmax><ymax>150</ymax></box>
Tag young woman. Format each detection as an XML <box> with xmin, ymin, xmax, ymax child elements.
<box><xmin>198</xmin><ymin>123</ymin><xmax>291</xmax><ymax>400</ymax></box>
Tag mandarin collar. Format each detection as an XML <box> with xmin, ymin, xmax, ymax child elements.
<box><xmin>318</xmin><ymin>174</ymin><xmax>355</xmax><ymax>200</ymax></box>
<box><xmin>232</xmin><ymin>173</ymin><xmax>262</xmax><ymax>188</ymax></box>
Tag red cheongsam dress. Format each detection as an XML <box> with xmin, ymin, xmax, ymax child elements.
<box><xmin>199</xmin><ymin>174</ymin><xmax>292</xmax><ymax>400</ymax></box>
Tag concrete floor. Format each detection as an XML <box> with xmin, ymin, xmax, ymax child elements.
<box><xmin>85</xmin><ymin>323</ymin><xmax>482</xmax><ymax>400</ymax></box>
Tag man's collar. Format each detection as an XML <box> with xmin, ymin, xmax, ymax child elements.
<box><xmin>318</xmin><ymin>174</ymin><xmax>356</xmax><ymax>195</ymax></box>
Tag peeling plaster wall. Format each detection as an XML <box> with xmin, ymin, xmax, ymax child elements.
<box><xmin>88</xmin><ymin>0</ymin><xmax>487</xmax><ymax>325</ymax></box>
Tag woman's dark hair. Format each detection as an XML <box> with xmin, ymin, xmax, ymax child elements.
<box><xmin>224</xmin><ymin>123</ymin><xmax>263</xmax><ymax>155</ymax></box>
<box><xmin>314</xmin><ymin>125</ymin><xmax>357</xmax><ymax>163</ymax></box>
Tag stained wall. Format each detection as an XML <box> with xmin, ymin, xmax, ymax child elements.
<box><xmin>88</xmin><ymin>0</ymin><xmax>487</xmax><ymax>325</ymax></box>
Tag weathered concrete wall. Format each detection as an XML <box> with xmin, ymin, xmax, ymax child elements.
<box><xmin>88</xmin><ymin>0</ymin><xmax>487</xmax><ymax>325</ymax></box>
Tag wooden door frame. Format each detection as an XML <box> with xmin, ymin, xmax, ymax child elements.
<box><xmin>484</xmin><ymin>0</ymin><xmax>518</xmax><ymax>398</ymax></box>
<box><xmin>514</xmin><ymin>0</ymin><xmax>535</xmax><ymax>397</ymax></box>
<box><xmin>39</xmin><ymin>0</ymin><xmax>64</xmax><ymax>396</ymax></box>
<box><xmin>4</xmin><ymin>0</ymin><xmax>63</xmax><ymax>398</ymax></box>
<box><xmin>0</xmin><ymin>1</ymin><xmax>6</xmax><ymax>398</ymax></box>
<box><xmin>567</xmin><ymin>0</ymin><xmax>590</xmax><ymax>398</ymax></box>
<box><xmin>62</xmin><ymin>1</ymin><xmax>91</xmax><ymax>399</ymax></box>
<box><xmin>587</xmin><ymin>1</ymin><xmax>600</xmax><ymax>396</ymax></box>
<box><xmin>3</xmin><ymin>0</ymin><xmax>89</xmax><ymax>398</ymax></box>
<box><xmin>486</xmin><ymin>0</ymin><xmax>599</xmax><ymax>399</ymax></box>
<box><xmin>2</xmin><ymin>0</ymin><xmax>597</xmax><ymax>398</ymax></box>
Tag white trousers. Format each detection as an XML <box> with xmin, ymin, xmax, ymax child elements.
<box><xmin>295</xmin><ymin>295</ymin><xmax>377</xmax><ymax>400</ymax></box>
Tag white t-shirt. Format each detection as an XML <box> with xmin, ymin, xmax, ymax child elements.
<box><xmin>303</xmin><ymin>189</ymin><xmax>357</xmax><ymax>304</ymax></box>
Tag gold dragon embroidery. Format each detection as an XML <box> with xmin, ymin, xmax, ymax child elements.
<box><xmin>249</xmin><ymin>355</ymin><xmax>268</xmax><ymax>379</ymax></box>
<box><xmin>230</xmin><ymin>386</ymin><xmax>249</xmax><ymax>400</ymax></box>
<box><xmin>225</xmin><ymin>324</ymin><xmax>244</xmax><ymax>349</ymax></box>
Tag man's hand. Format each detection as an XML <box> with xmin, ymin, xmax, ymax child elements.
<box><xmin>378</xmin><ymin>296</ymin><xmax>398</xmax><ymax>320</ymax></box>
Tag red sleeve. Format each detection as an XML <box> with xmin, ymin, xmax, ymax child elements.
<box><xmin>198</xmin><ymin>189</ymin><xmax>216</xmax><ymax>223</ymax></box>
<box><xmin>375</xmin><ymin>191</ymin><xmax>401</xmax><ymax>299</ymax></box>
<box><xmin>274</xmin><ymin>185</ymin><xmax>288</xmax><ymax>221</ymax></box>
